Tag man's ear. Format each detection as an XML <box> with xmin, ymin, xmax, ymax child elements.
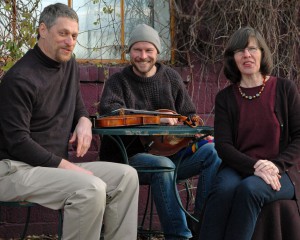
<box><xmin>38</xmin><ymin>23</ymin><xmax>48</xmax><ymax>39</ymax></box>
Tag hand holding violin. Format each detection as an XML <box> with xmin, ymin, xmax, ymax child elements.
<box><xmin>159</xmin><ymin>110</ymin><xmax>179</xmax><ymax>125</ymax></box>
<box><xmin>195</xmin><ymin>133</ymin><xmax>214</xmax><ymax>140</ymax></box>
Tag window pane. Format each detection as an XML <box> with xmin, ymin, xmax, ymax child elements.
<box><xmin>72</xmin><ymin>0</ymin><xmax>122</xmax><ymax>59</ymax></box>
<box><xmin>73</xmin><ymin>0</ymin><xmax>170</xmax><ymax>61</ymax></box>
<box><xmin>124</xmin><ymin>0</ymin><xmax>171</xmax><ymax>60</ymax></box>
<box><xmin>40</xmin><ymin>0</ymin><xmax>69</xmax><ymax>9</ymax></box>
<box><xmin>38</xmin><ymin>0</ymin><xmax>171</xmax><ymax>61</ymax></box>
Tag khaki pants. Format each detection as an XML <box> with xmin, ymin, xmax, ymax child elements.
<box><xmin>0</xmin><ymin>160</ymin><xmax>139</xmax><ymax>240</ymax></box>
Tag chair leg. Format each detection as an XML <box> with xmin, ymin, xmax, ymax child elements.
<box><xmin>20</xmin><ymin>206</ymin><xmax>32</xmax><ymax>240</ymax></box>
<box><xmin>139</xmin><ymin>186</ymin><xmax>158</xmax><ymax>239</ymax></box>
<box><xmin>184</xmin><ymin>179</ymin><xmax>193</xmax><ymax>211</ymax></box>
<box><xmin>140</xmin><ymin>186</ymin><xmax>151</xmax><ymax>230</ymax></box>
<box><xmin>58</xmin><ymin>209</ymin><xmax>63</xmax><ymax>240</ymax></box>
<box><xmin>148</xmin><ymin>192</ymin><xmax>154</xmax><ymax>239</ymax></box>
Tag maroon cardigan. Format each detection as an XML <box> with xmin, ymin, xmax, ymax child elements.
<box><xmin>214</xmin><ymin>77</ymin><xmax>300</xmax><ymax>240</ymax></box>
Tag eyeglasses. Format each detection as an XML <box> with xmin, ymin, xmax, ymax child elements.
<box><xmin>234</xmin><ymin>47</ymin><xmax>259</xmax><ymax>55</ymax></box>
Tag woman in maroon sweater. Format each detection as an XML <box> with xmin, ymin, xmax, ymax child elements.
<box><xmin>199</xmin><ymin>27</ymin><xmax>300</xmax><ymax>240</ymax></box>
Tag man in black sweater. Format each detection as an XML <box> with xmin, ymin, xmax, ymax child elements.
<box><xmin>99</xmin><ymin>23</ymin><xmax>221</xmax><ymax>240</ymax></box>
<box><xmin>0</xmin><ymin>3</ymin><xmax>139</xmax><ymax>240</ymax></box>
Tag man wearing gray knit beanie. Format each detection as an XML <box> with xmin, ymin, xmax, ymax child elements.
<box><xmin>127</xmin><ymin>23</ymin><xmax>162</xmax><ymax>53</ymax></box>
<box><xmin>99</xmin><ymin>23</ymin><xmax>221</xmax><ymax>240</ymax></box>
<box><xmin>124</xmin><ymin>23</ymin><xmax>164</xmax><ymax>78</ymax></box>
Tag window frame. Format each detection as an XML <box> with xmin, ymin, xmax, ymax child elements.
<box><xmin>9</xmin><ymin>0</ymin><xmax>175</xmax><ymax>64</ymax></box>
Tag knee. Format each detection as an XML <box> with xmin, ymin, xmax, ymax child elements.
<box><xmin>147</xmin><ymin>158</ymin><xmax>175</xmax><ymax>179</ymax></box>
<box><xmin>122</xmin><ymin>164</ymin><xmax>139</xmax><ymax>188</ymax></box>
<box><xmin>211</xmin><ymin>176</ymin><xmax>238</xmax><ymax>197</ymax></box>
<box><xmin>199</xmin><ymin>143</ymin><xmax>217</xmax><ymax>156</ymax></box>
<box><xmin>208</xmin><ymin>144</ymin><xmax>221</xmax><ymax>162</ymax></box>
<box><xmin>163</xmin><ymin>158</ymin><xmax>176</xmax><ymax>169</ymax></box>
<box><xmin>80</xmin><ymin>177</ymin><xmax>107</xmax><ymax>204</ymax></box>
<box><xmin>198</xmin><ymin>143</ymin><xmax>221</xmax><ymax>166</ymax></box>
<box><xmin>153</xmin><ymin>156</ymin><xmax>176</xmax><ymax>169</ymax></box>
<box><xmin>236</xmin><ymin>178</ymin><xmax>263</xmax><ymax>200</ymax></box>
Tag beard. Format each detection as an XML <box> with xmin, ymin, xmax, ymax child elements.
<box><xmin>56</xmin><ymin>53</ymin><xmax>72</xmax><ymax>62</ymax></box>
<box><xmin>55</xmin><ymin>48</ymin><xmax>73</xmax><ymax>63</ymax></box>
<box><xmin>131</xmin><ymin>59</ymin><xmax>156</xmax><ymax>77</ymax></box>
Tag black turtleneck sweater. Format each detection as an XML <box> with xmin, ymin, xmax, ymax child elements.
<box><xmin>0</xmin><ymin>44</ymin><xmax>89</xmax><ymax>167</ymax></box>
<box><xmin>99</xmin><ymin>63</ymin><xmax>196</xmax><ymax>162</ymax></box>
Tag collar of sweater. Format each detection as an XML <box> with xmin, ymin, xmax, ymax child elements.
<box><xmin>34</xmin><ymin>44</ymin><xmax>62</xmax><ymax>69</ymax></box>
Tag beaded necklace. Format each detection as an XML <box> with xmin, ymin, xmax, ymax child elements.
<box><xmin>238</xmin><ymin>76</ymin><xmax>266</xmax><ymax>100</ymax></box>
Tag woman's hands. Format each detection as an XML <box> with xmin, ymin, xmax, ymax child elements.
<box><xmin>254</xmin><ymin>159</ymin><xmax>281</xmax><ymax>191</ymax></box>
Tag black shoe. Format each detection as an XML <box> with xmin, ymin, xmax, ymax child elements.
<box><xmin>187</xmin><ymin>216</ymin><xmax>200</xmax><ymax>240</ymax></box>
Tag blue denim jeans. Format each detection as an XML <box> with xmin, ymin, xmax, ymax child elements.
<box><xmin>129</xmin><ymin>143</ymin><xmax>221</xmax><ymax>240</ymax></box>
<box><xmin>199</xmin><ymin>167</ymin><xmax>295</xmax><ymax>240</ymax></box>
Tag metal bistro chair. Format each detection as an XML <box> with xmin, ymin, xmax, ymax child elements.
<box><xmin>138</xmin><ymin>177</ymin><xmax>194</xmax><ymax>239</ymax></box>
<box><xmin>0</xmin><ymin>201</ymin><xmax>63</xmax><ymax>240</ymax></box>
<box><xmin>103</xmin><ymin>135</ymin><xmax>175</xmax><ymax>239</ymax></box>
<box><xmin>108</xmin><ymin>135</ymin><xmax>195</xmax><ymax>239</ymax></box>
<box><xmin>95</xmin><ymin>125</ymin><xmax>211</xmax><ymax>239</ymax></box>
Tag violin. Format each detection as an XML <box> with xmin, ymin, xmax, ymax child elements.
<box><xmin>95</xmin><ymin>108</ymin><xmax>202</xmax><ymax>128</ymax></box>
<box><xmin>95</xmin><ymin>114</ymin><xmax>161</xmax><ymax>127</ymax></box>
<box><xmin>94</xmin><ymin>108</ymin><xmax>205</xmax><ymax>156</ymax></box>
<box><xmin>139</xmin><ymin>133</ymin><xmax>195</xmax><ymax>156</ymax></box>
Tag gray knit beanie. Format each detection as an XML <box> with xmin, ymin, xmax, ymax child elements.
<box><xmin>128</xmin><ymin>24</ymin><xmax>162</xmax><ymax>53</ymax></box>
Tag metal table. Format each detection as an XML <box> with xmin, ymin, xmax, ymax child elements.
<box><xmin>92</xmin><ymin>124</ymin><xmax>214</xmax><ymax>221</ymax></box>
<box><xmin>92</xmin><ymin>124</ymin><xmax>213</xmax><ymax>136</ymax></box>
